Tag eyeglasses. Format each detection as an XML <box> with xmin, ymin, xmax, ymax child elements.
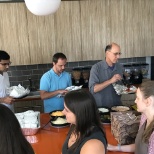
<box><xmin>110</xmin><ymin>51</ymin><xmax>122</xmax><ymax>56</ymax></box>
<box><xmin>0</xmin><ymin>62</ymin><xmax>12</xmax><ymax>66</ymax></box>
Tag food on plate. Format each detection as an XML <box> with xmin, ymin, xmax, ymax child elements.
<box><xmin>50</xmin><ymin>111</ymin><xmax>64</xmax><ymax>116</ymax></box>
<box><xmin>100</xmin><ymin>114</ymin><xmax>111</xmax><ymax>123</ymax></box>
<box><xmin>65</xmin><ymin>85</ymin><xmax>82</xmax><ymax>91</ymax></box>
<box><xmin>111</xmin><ymin>106</ymin><xmax>130</xmax><ymax>112</ymax></box>
<box><xmin>98</xmin><ymin>108</ymin><xmax>109</xmax><ymax>113</ymax></box>
<box><xmin>51</xmin><ymin>117</ymin><xmax>67</xmax><ymax>124</ymax></box>
<box><xmin>7</xmin><ymin>84</ymin><xmax>30</xmax><ymax>98</ymax></box>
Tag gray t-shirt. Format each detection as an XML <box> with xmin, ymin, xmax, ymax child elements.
<box><xmin>89</xmin><ymin>60</ymin><xmax>123</xmax><ymax>108</ymax></box>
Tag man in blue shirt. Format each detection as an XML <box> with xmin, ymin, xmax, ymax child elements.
<box><xmin>40</xmin><ymin>53</ymin><xmax>72</xmax><ymax>113</ymax></box>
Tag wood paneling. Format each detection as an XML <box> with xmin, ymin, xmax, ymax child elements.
<box><xmin>0</xmin><ymin>3</ymin><xmax>30</xmax><ymax>65</ymax></box>
<box><xmin>0</xmin><ymin>0</ymin><xmax>153</xmax><ymax>65</ymax></box>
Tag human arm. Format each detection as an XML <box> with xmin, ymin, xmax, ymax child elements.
<box><xmin>0</xmin><ymin>96</ymin><xmax>15</xmax><ymax>104</ymax></box>
<box><xmin>80</xmin><ymin>139</ymin><xmax>105</xmax><ymax>154</ymax></box>
<box><xmin>40</xmin><ymin>89</ymin><xmax>68</xmax><ymax>100</ymax></box>
<box><xmin>89</xmin><ymin>63</ymin><xmax>122</xmax><ymax>93</ymax></box>
<box><xmin>107</xmin><ymin>144</ymin><xmax>135</xmax><ymax>153</ymax></box>
<box><xmin>93</xmin><ymin>74</ymin><xmax>122</xmax><ymax>93</ymax></box>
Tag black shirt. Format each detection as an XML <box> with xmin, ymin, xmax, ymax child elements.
<box><xmin>62</xmin><ymin>126</ymin><xmax>107</xmax><ymax>154</ymax></box>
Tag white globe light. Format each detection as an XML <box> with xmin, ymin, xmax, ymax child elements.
<box><xmin>24</xmin><ymin>0</ymin><xmax>61</xmax><ymax>16</ymax></box>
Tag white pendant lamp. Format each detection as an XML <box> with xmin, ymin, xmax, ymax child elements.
<box><xmin>24</xmin><ymin>0</ymin><xmax>61</xmax><ymax>16</ymax></box>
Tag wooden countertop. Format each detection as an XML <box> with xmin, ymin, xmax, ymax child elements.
<box><xmin>14</xmin><ymin>88</ymin><xmax>89</xmax><ymax>102</ymax></box>
<box><xmin>28</xmin><ymin>114</ymin><xmax>133</xmax><ymax>154</ymax></box>
<box><xmin>14</xmin><ymin>95</ymin><xmax>41</xmax><ymax>102</ymax></box>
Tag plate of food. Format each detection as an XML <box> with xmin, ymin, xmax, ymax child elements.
<box><xmin>7</xmin><ymin>84</ymin><xmax>30</xmax><ymax>99</ymax></box>
<box><xmin>98</xmin><ymin>107</ymin><xmax>111</xmax><ymax>124</ymax></box>
<box><xmin>50</xmin><ymin>117</ymin><xmax>69</xmax><ymax>127</ymax></box>
<box><xmin>49</xmin><ymin>110</ymin><xmax>69</xmax><ymax>127</ymax></box>
<box><xmin>98</xmin><ymin>107</ymin><xmax>110</xmax><ymax>114</ymax></box>
<box><xmin>111</xmin><ymin>106</ymin><xmax>130</xmax><ymax>112</ymax></box>
<box><xmin>100</xmin><ymin>114</ymin><xmax>111</xmax><ymax>124</ymax></box>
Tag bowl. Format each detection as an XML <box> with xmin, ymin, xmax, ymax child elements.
<box><xmin>98</xmin><ymin>107</ymin><xmax>111</xmax><ymax>124</ymax></box>
<box><xmin>21</xmin><ymin>112</ymin><xmax>40</xmax><ymax>136</ymax></box>
<box><xmin>49</xmin><ymin>110</ymin><xmax>65</xmax><ymax>118</ymax></box>
<box><xmin>22</xmin><ymin>127</ymin><xmax>40</xmax><ymax>136</ymax></box>
<box><xmin>49</xmin><ymin>110</ymin><xmax>70</xmax><ymax>127</ymax></box>
<box><xmin>111</xmin><ymin>106</ymin><xmax>130</xmax><ymax>112</ymax></box>
<box><xmin>98</xmin><ymin>107</ymin><xmax>110</xmax><ymax>115</ymax></box>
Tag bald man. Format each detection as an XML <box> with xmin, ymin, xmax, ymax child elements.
<box><xmin>89</xmin><ymin>43</ymin><xmax>123</xmax><ymax>108</ymax></box>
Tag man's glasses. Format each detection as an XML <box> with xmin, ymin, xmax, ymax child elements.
<box><xmin>0</xmin><ymin>62</ymin><xmax>12</xmax><ymax>66</ymax></box>
<box><xmin>110</xmin><ymin>51</ymin><xmax>122</xmax><ymax>56</ymax></box>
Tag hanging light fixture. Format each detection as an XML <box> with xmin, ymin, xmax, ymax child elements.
<box><xmin>24</xmin><ymin>0</ymin><xmax>61</xmax><ymax>16</ymax></box>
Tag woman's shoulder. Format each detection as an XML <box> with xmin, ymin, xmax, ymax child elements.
<box><xmin>80</xmin><ymin>139</ymin><xmax>105</xmax><ymax>154</ymax></box>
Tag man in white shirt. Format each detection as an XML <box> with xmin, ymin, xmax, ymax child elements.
<box><xmin>0</xmin><ymin>50</ymin><xmax>15</xmax><ymax>112</ymax></box>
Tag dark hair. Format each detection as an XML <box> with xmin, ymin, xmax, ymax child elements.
<box><xmin>52</xmin><ymin>52</ymin><xmax>67</xmax><ymax>64</ymax></box>
<box><xmin>0</xmin><ymin>104</ymin><xmax>34</xmax><ymax>154</ymax></box>
<box><xmin>138</xmin><ymin>81</ymin><xmax>154</xmax><ymax>143</ymax></box>
<box><xmin>105</xmin><ymin>44</ymin><xmax>112</xmax><ymax>53</ymax></box>
<box><xmin>0</xmin><ymin>50</ymin><xmax>10</xmax><ymax>61</ymax></box>
<box><xmin>64</xmin><ymin>90</ymin><xmax>107</xmax><ymax>151</ymax></box>
<box><xmin>105</xmin><ymin>43</ymin><xmax>120</xmax><ymax>53</ymax></box>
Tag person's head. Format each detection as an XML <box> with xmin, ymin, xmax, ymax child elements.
<box><xmin>63</xmin><ymin>90</ymin><xmax>107</xmax><ymax>151</ymax></box>
<box><xmin>52</xmin><ymin>52</ymin><xmax>67</xmax><ymax>75</ymax></box>
<box><xmin>0</xmin><ymin>50</ymin><xmax>11</xmax><ymax>72</ymax></box>
<box><xmin>135</xmin><ymin>81</ymin><xmax>154</xmax><ymax>113</ymax></box>
<box><xmin>105</xmin><ymin>43</ymin><xmax>121</xmax><ymax>65</ymax></box>
<box><xmin>0</xmin><ymin>104</ymin><xmax>34</xmax><ymax>154</ymax></box>
<box><xmin>63</xmin><ymin>89</ymin><xmax>101</xmax><ymax>133</ymax></box>
<box><xmin>135</xmin><ymin>81</ymin><xmax>154</xmax><ymax>143</ymax></box>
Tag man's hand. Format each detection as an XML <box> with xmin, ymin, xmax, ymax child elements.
<box><xmin>2</xmin><ymin>96</ymin><xmax>15</xmax><ymax>104</ymax></box>
<box><xmin>110</xmin><ymin>74</ymin><xmax>122</xmax><ymax>84</ymax></box>
<box><xmin>58</xmin><ymin>90</ymin><xmax>69</xmax><ymax>96</ymax></box>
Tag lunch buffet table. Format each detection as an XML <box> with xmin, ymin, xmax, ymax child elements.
<box><xmin>28</xmin><ymin>114</ymin><xmax>133</xmax><ymax>154</ymax></box>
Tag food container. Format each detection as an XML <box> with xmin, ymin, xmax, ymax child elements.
<box><xmin>49</xmin><ymin>110</ymin><xmax>65</xmax><ymax>118</ymax></box>
<box><xmin>111</xmin><ymin>106</ymin><xmax>130</xmax><ymax>112</ymax></box>
<box><xmin>72</xmin><ymin>68</ymin><xmax>82</xmax><ymax>80</ymax></box>
<box><xmin>22</xmin><ymin>127</ymin><xmax>40</xmax><ymax>136</ymax></box>
<box><xmin>98</xmin><ymin>107</ymin><xmax>111</xmax><ymax>124</ymax></box>
<box><xmin>82</xmin><ymin>67</ymin><xmax>90</xmax><ymax>81</ymax></box>
<box><xmin>111</xmin><ymin>111</ymin><xmax>141</xmax><ymax>145</ymax></box>
<box><xmin>140</xmin><ymin>63</ymin><xmax>149</xmax><ymax>78</ymax></box>
<box><xmin>22</xmin><ymin>112</ymin><xmax>40</xmax><ymax>136</ymax></box>
<box><xmin>49</xmin><ymin>110</ymin><xmax>69</xmax><ymax>128</ymax></box>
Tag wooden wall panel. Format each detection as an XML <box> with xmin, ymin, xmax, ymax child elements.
<box><xmin>80</xmin><ymin>0</ymin><xmax>107</xmax><ymax>60</ymax></box>
<box><xmin>0</xmin><ymin>3</ymin><xmax>30</xmax><ymax>65</ymax></box>
<box><xmin>55</xmin><ymin>1</ymin><xmax>81</xmax><ymax>62</ymax></box>
<box><xmin>26</xmin><ymin>11</ymin><xmax>55</xmax><ymax>64</ymax></box>
<box><xmin>0</xmin><ymin>0</ymin><xmax>153</xmax><ymax>65</ymax></box>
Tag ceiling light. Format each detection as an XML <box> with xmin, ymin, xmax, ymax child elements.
<box><xmin>24</xmin><ymin>0</ymin><xmax>61</xmax><ymax>16</ymax></box>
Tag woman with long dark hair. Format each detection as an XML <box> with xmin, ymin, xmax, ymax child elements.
<box><xmin>62</xmin><ymin>90</ymin><xmax>107</xmax><ymax>154</ymax></box>
<box><xmin>0</xmin><ymin>104</ymin><xmax>34</xmax><ymax>154</ymax></box>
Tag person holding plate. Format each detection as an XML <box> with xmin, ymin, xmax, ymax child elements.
<box><xmin>40</xmin><ymin>53</ymin><xmax>72</xmax><ymax>113</ymax></box>
<box><xmin>0</xmin><ymin>50</ymin><xmax>15</xmax><ymax>112</ymax></box>
<box><xmin>89</xmin><ymin>43</ymin><xmax>123</xmax><ymax>108</ymax></box>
